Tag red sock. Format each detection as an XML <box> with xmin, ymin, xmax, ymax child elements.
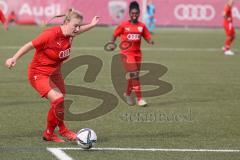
<box><xmin>225</xmin><ymin>40</ymin><xmax>231</xmax><ymax>50</ymax></box>
<box><xmin>58</xmin><ymin>120</ymin><xmax>66</xmax><ymax>131</ymax></box>
<box><xmin>51</xmin><ymin>97</ymin><xmax>67</xmax><ymax>132</ymax></box>
<box><xmin>225</xmin><ymin>36</ymin><xmax>234</xmax><ymax>50</ymax></box>
<box><xmin>126</xmin><ymin>79</ymin><xmax>133</xmax><ymax>95</ymax></box>
<box><xmin>46</xmin><ymin>107</ymin><xmax>58</xmax><ymax>135</ymax></box>
<box><xmin>132</xmin><ymin>79</ymin><xmax>142</xmax><ymax>101</ymax></box>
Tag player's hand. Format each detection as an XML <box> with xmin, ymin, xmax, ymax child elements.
<box><xmin>148</xmin><ymin>40</ymin><xmax>154</xmax><ymax>45</ymax></box>
<box><xmin>91</xmin><ymin>16</ymin><xmax>100</xmax><ymax>26</ymax></box>
<box><xmin>5</xmin><ymin>57</ymin><xmax>17</xmax><ymax>69</ymax></box>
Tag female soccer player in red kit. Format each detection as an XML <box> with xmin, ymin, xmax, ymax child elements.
<box><xmin>5</xmin><ymin>9</ymin><xmax>100</xmax><ymax>142</ymax></box>
<box><xmin>110</xmin><ymin>1</ymin><xmax>154</xmax><ymax>106</ymax></box>
<box><xmin>223</xmin><ymin>0</ymin><xmax>235</xmax><ymax>55</ymax></box>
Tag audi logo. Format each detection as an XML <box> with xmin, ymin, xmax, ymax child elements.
<box><xmin>174</xmin><ymin>4</ymin><xmax>215</xmax><ymax>21</ymax></box>
<box><xmin>59</xmin><ymin>48</ymin><xmax>71</xmax><ymax>59</ymax></box>
<box><xmin>127</xmin><ymin>34</ymin><xmax>140</xmax><ymax>40</ymax></box>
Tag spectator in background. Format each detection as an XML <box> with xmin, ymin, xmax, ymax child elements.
<box><xmin>144</xmin><ymin>0</ymin><xmax>156</xmax><ymax>34</ymax></box>
<box><xmin>7</xmin><ymin>11</ymin><xmax>17</xmax><ymax>25</ymax></box>
<box><xmin>223</xmin><ymin>0</ymin><xmax>235</xmax><ymax>55</ymax></box>
<box><xmin>0</xmin><ymin>9</ymin><xmax>8</xmax><ymax>30</ymax></box>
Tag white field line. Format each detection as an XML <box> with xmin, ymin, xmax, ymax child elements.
<box><xmin>47</xmin><ymin>147</ymin><xmax>240</xmax><ymax>160</ymax></box>
<box><xmin>54</xmin><ymin>147</ymin><xmax>240</xmax><ymax>152</ymax></box>
<box><xmin>47</xmin><ymin>148</ymin><xmax>73</xmax><ymax>160</ymax></box>
<box><xmin>0</xmin><ymin>46</ymin><xmax>229</xmax><ymax>52</ymax></box>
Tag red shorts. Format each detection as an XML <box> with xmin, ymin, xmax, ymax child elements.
<box><xmin>121</xmin><ymin>54</ymin><xmax>142</xmax><ymax>72</ymax></box>
<box><xmin>224</xmin><ymin>22</ymin><xmax>235</xmax><ymax>36</ymax></box>
<box><xmin>28</xmin><ymin>71</ymin><xmax>65</xmax><ymax>98</ymax></box>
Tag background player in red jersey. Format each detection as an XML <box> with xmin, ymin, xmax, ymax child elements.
<box><xmin>7</xmin><ymin>11</ymin><xmax>17</xmax><ymax>25</ymax></box>
<box><xmin>109</xmin><ymin>1</ymin><xmax>154</xmax><ymax>107</ymax></box>
<box><xmin>223</xmin><ymin>0</ymin><xmax>235</xmax><ymax>55</ymax></box>
<box><xmin>5</xmin><ymin>9</ymin><xmax>100</xmax><ymax>142</ymax></box>
<box><xmin>0</xmin><ymin>9</ymin><xmax>8</xmax><ymax>30</ymax></box>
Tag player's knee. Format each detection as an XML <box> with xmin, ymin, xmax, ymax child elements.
<box><xmin>47</xmin><ymin>88</ymin><xmax>64</xmax><ymax>102</ymax></box>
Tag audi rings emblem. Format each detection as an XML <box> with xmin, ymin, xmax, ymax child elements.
<box><xmin>174</xmin><ymin>4</ymin><xmax>215</xmax><ymax>21</ymax></box>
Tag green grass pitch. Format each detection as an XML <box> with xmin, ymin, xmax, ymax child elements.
<box><xmin>0</xmin><ymin>25</ymin><xmax>240</xmax><ymax>160</ymax></box>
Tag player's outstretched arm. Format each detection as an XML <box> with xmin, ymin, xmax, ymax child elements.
<box><xmin>5</xmin><ymin>42</ymin><xmax>34</xmax><ymax>69</ymax></box>
<box><xmin>77</xmin><ymin>16</ymin><xmax>100</xmax><ymax>34</ymax></box>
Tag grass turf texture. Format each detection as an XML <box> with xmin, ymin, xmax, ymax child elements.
<box><xmin>0</xmin><ymin>25</ymin><xmax>240</xmax><ymax>159</ymax></box>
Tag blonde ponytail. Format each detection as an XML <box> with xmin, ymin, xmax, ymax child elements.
<box><xmin>63</xmin><ymin>8</ymin><xmax>83</xmax><ymax>23</ymax></box>
<box><xmin>47</xmin><ymin>8</ymin><xmax>83</xmax><ymax>25</ymax></box>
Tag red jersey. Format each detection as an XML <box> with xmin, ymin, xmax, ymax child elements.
<box><xmin>30</xmin><ymin>26</ymin><xmax>72</xmax><ymax>75</ymax></box>
<box><xmin>223</xmin><ymin>4</ymin><xmax>233</xmax><ymax>24</ymax></box>
<box><xmin>8</xmin><ymin>11</ymin><xmax>16</xmax><ymax>22</ymax></box>
<box><xmin>113</xmin><ymin>21</ymin><xmax>151</xmax><ymax>56</ymax></box>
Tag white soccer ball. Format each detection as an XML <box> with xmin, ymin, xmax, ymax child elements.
<box><xmin>76</xmin><ymin>128</ymin><xmax>97</xmax><ymax>149</ymax></box>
